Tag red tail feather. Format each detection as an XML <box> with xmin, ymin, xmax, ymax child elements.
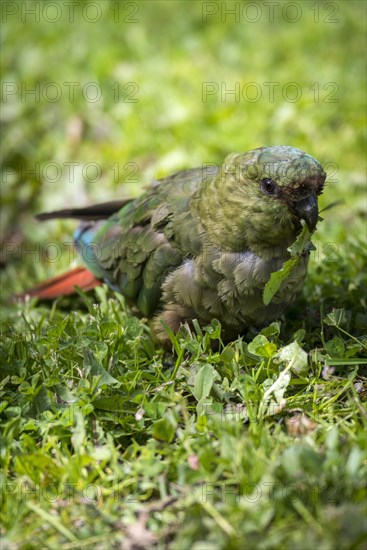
<box><xmin>15</xmin><ymin>267</ymin><xmax>102</xmax><ymax>300</ymax></box>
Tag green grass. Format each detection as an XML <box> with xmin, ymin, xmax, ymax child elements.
<box><xmin>1</xmin><ymin>1</ymin><xmax>366</xmax><ymax>548</ymax></box>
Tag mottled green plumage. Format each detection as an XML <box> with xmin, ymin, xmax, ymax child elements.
<box><xmin>43</xmin><ymin>146</ymin><xmax>327</xmax><ymax>343</ymax></box>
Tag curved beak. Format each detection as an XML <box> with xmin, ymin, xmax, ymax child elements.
<box><xmin>292</xmin><ymin>194</ymin><xmax>319</xmax><ymax>231</ymax></box>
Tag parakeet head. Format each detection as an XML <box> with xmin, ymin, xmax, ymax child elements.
<box><xmin>198</xmin><ymin>146</ymin><xmax>326</xmax><ymax>257</ymax></box>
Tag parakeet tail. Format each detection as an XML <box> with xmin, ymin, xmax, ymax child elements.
<box><xmin>14</xmin><ymin>267</ymin><xmax>101</xmax><ymax>300</ymax></box>
<box><xmin>35</xmin><ymin>200</ymin><xmax>130</xmax><ymax>221</ymax></box>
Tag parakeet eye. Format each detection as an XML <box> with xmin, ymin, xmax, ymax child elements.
<box><xmin>260</xmin><ymin>178</ymin><xmax>277</xmax><ymax>195</ymax></box>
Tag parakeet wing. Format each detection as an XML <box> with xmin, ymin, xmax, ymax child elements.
<box><xmin>75</xmin><ymin>166</ymin><xmax>219</xmax><ymax>316</ymax></box>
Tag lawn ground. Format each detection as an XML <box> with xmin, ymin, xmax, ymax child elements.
<box><xmin>1</xmin><ymin>2</ymin><xmax>366</xmax><ymax>548</ymax></box>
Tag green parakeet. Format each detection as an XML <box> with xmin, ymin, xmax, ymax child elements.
<box><xmin>24</xmin><ymin>146</ymin><xmax>326</xmax><ymax>344</ymax></box>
